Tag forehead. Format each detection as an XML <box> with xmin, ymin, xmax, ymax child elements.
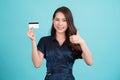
<box><xmin>55</xmin><ymin>12</ymin><xmax>66</xmax><ymax>19</ymax></box>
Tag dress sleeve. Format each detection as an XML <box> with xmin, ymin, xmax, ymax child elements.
<box><xmin>78</xmin><ymin>50</ymin><xmax>83</xmax><ymax>59</ymax></box>
<box><xmin>37</xmin><ymin>37</ymin><xmax>46</xmax><ymax>57</ymax></box>
<box><xmin>75</xmin><ymin>50</ymin><xmax>83</xmax><ymax>59</ymax></box>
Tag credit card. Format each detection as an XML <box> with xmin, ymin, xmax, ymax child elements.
<box><xmin>29</xmin><ymin>22</ymin><xmax>39</xmax><ymax>29</ymax></box>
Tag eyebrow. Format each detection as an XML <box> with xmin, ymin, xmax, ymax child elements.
<box><xmin>55</xmin><ymin>17</ymin><xmax>66</xmax><ymax>19</ymax></box>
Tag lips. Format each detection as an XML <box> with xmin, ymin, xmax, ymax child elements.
<box><xmin>57</xmin><ymin>26</ymin><xmax>64</xmax><ymax>30</ymax></box>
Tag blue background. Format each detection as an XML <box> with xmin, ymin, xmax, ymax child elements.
<box><xmin>0</xmin><ymin>0</ymin><xmax>120</xmax><ymax>80</ymax></box>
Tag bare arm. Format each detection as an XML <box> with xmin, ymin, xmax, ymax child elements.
<box><xmin>70</xmin><ymin>32</ymin><xmax>93</xmax><ymax>66</ymax></box>
<box><xmin>80</xmin><ymin>39</ymin><xmax>93</xmax><ymax>66</ymax></box>
<box><xmin>32</xmin><ymin>41</ymin><xmax>44</xmax><ymax>68</ymax></box>
<box><xmin>27</xmin><ymin>28</ymin><xmax>44</xmax><ymax>68</ymax></box>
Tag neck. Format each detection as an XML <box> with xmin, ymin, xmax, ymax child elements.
<box><xmin>56</xmin><ymin>32</ymin><xmax>66</xmax><ymax>40</ymax></box>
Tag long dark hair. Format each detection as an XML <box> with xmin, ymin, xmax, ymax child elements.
<box><xmin>51</xmin><ymin>6</ymin><xmax>82</xmax><ymax>56</ymax></box>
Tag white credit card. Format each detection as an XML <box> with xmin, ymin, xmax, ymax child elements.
<box><xmin>29</xmin><ymin>22</ymin><xmax>39</xmax><ymax>29</ymax></box>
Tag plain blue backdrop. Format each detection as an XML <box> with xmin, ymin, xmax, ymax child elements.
<box><xmin>0</xmin><ymin>0</ymin><xmax>120</xmax><ymax>80</ymax></box>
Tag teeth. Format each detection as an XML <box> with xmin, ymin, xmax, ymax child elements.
<box><xmin>57</xmin><ymin>27</ymin><xmax>63</xmax><ymax>30</ymax></box>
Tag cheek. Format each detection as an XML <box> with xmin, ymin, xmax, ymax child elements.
<box><xmin>64</xmin><ymin>23</ymin><xmax>67</xmax><ymax>28</ymax></box>
<box><xmin>53</xmin><ymin>21</ymin><xmax>58</xmax><ymax>26</ymax></box>
<box><xmin>64</xmin><ymin>22</ymin><xmax>67</xmax><ymax>26</ymax></box>
<box><xmin>53</xmin><ymin>22</ymin><xmax>57</xmax><ymax>29</ymax></box>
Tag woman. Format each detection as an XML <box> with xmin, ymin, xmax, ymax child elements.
<box><xmin>27</xmin><ymin>6</ymin><xmax>93</xmax><ymax>80</ymax></box>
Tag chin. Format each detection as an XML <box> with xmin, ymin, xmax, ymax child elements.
<box><xmin>56</xmin><ymin>30</ymin><xmax>66</xmax><ymax>33</ymax></box>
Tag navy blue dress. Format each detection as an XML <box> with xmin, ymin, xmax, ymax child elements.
<box><xmin>37</xmin><ymin>36</ymin><xmax>82</xmax><ymax>80</ymax></box>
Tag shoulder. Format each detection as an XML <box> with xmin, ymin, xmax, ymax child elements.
<box><xmin>39</xmin><ymin>35</ymin><xmax>53</xmax><ymax>42</ymax></box>
<box><xmin>40</xmin><ymin>35</ymin><xmax>53</xmax><ymax>40</ymax></box>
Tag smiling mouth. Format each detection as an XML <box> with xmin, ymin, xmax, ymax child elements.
<box><xmin>57</xmin><ymin>26</ymin><xmax>64</xmax><ymax>30</ymax></box>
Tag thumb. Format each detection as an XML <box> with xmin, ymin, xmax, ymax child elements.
<box><xmin>76</xmin><ymin>30</ymin><xmax>79</xmax><ymax>36</ymax></box>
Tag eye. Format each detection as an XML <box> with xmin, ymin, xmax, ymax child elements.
<box><xmin>55</xmin><ymin>18</ymin><xmax>59</xmax><ymax>21</ymax></box>
<box><xmin>63</xmin><ymin>19</ymin><xmax>67</xmax><ymax>22</ymax></box>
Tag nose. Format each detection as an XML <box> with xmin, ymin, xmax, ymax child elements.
<box><xmin>58</xmin><ymin>21</ymin><xmax>62</xmax><ymax>26</ymax></box>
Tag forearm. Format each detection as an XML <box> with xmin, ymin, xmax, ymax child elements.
<box><xmin>32</xmin><ymin>41</ymin><xmax>42</xmax><ymax>68</ymax></box>
<box><xmin>79</xmin><ymin>39</ymin><xmax>93</xmax><ymax>66</ymax></box>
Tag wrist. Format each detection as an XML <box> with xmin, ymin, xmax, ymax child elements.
<box><xmin>32</xmin><ymin>40</ymin><xmax>36</xmax><ymax>44</ymax></box>
<box><xmin>79</xmin><ymin>38</ymin><xmax>85</xmax><ymax>45</ymax></box>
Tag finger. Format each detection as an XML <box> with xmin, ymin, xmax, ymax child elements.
<box><xmin>69</xmin><ymin>36</ymin><xmax>74</xmax><ymax>42</ymax></box>
<box><xmin>69</xmin><ymin>35</ymin><xmax>75</xmax><ymax>38</ymax></box>
<box><xmin>29</xmin><ymin>28</ymin><xmax>34</xmax><ymax>34</ymax></box>
<box><xmin>30</xmin><ymin>27</ymin><xmax>33</xmax><ymax>30</ymax></box>
<box><xmin>27</xmin><ymin>32</ymin><xmax>32</xmax><ymax>37</ymax></box>
<box><xmin>70</xmin><ymin>38</ymin><xmax>73</xmax><ymax>43</ymax></box>
<box><xmin>69</xmin><ymin>36</ymin><xmax>72</xmax><ymax>40</ymax></box>
<box><xmin>69</xmin><ymin>37</ymin><xmax>72</xmax><ymax>42</ymax></box>
<box><xmin>76</xmin><ymin>30</ymin><xmax>79</xmax><ymax>36</ymax></box>
<box><xmin>69</xmin><ymin>36</ymin><xmax>72</xmax><ymax>39</ymax></box>
<box><xmin>70</xmin><ymin>37</ymin><xmax>75</xmax><ymax>43</ymax></box>
<box><xmin>27</xmin><ymin>30</ymin><xmax>31</xmax><ymax>33</ymax></box>
<box><xmin>27</xmin><ymin>30</ymin><xmax>33</xmax><ymax>36</ymax></box>
<box><xmin>70</xmin><ymin>40</ymin><xmax>75</xmax><ymax>44</ymax></box>
<box><xmin>70</xmin><ymin>36</ymin><xmax>76</xmax><ymax>41</ymax></box>
<box><xmin>28</xmin><ymin>27</ymin><xmax>33</xmax><ymax>31</ymax></box>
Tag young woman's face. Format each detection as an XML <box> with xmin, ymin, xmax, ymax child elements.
<box><xmin>53</xmin><ymin>12</ymin><xmax>67</xmax><ymax>34</ymax></box>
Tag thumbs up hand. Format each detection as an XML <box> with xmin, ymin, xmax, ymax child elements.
<box><xmin>69</xmin><ymin>30</ymin><xmax>84</xmax><ymax>44</ymax></box>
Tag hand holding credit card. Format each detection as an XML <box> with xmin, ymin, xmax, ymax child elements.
<box><xmin>29</xmin><ymin>22</ymin><xmax>39</xmax><ymax>29</ymax></box>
